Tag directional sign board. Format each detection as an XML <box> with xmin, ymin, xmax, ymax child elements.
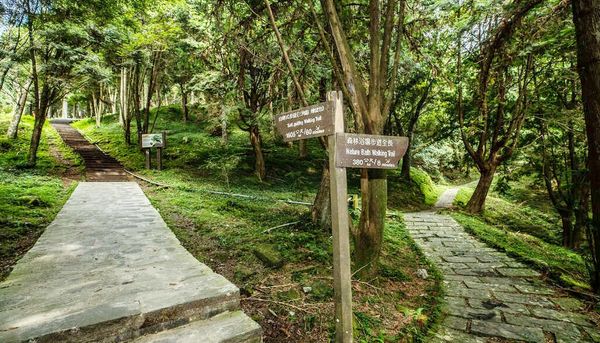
<box><xmin>141</xmin><ymin>133</ymin><xmax>165</xmax><ymax>149</ymax></box>
<box><xmin>335</xmin><ymin>133</ymin><xmax>408</xmax><ymax>169</ymax></box>
<box><xmin>275</xmin><ymin>101</ymin><xmax>334</xmax><ymax>142</ymax></box>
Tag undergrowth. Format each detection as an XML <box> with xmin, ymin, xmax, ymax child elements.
<box><xmin>0</xmin><ymin>112</ymin><xmax>80</xmax><ymax>281</ymax></box>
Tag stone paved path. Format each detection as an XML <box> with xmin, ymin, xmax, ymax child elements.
<box><xmin>434</xmin><ymin>188</ymin><xmax>459</xmax><ymax>208</ymax></box>
<box><xmin>0</xmin><ymin>182</ymin><xmax>261</xmax><ymax>342</ymax></box>
<box><xmin>405</xmin><ymin>211</ymin><xmax>600</xmax><ymax>342</ymax></box>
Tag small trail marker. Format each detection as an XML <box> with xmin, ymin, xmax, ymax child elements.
<box><xmin>275</xmin><ymin>91</ymin><xmax>408</xmax><ymax>343</ymax></box>
<box><xmin>140</xmin><ymin>132</ymin><xmax>166</xmax><ymax>170</ymax></box>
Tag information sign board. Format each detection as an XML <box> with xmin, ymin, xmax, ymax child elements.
<box><xmin>274</xmin><ymin>101</ymin><xmax>334</xmax><ymax>142</ymax></box>
<box><xmin>335</xmin><ymin>133</ymin><xmax>408</xmax><ymax>169</ymax></box>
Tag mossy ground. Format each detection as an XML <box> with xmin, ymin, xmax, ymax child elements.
<box><xmin>452</xmin><ymin>180</ymin><xmax>591</xmax><ymax>290</ymax></box>
<box><xmin>73</xmin><ymin>108</ymin><xmax>443</xmax><ymax>342</ymax></box>
<box><xmin>0</xmin><ymin>111</ymin><xmax>81</xmax><ymax>280</ymax></box>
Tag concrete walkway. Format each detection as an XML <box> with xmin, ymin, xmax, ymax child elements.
<box><xmin>0</xmin><ymin>182</ymin><xmax>261</xmax><ymax>342</ymax></box>
<box><xmin>404</xmin><ymin>188</ymin><xmax>600</xmax><ymax>342</ymax></box>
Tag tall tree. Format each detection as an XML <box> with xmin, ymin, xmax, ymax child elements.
<box><xmin>21</xmin><ymin>0</ymin><xmax>119</xmax><ymax>165</ymax></box>
<box><xmin>572</xmin><ymin>0</ymin><xmax>600</xmax><ymax>293</ymax></box>
<box><xmin>323</xmin><ymin>0</ymin><xmax>407</xmax><ymax>276</ymax></box>
<box><xmin>459</xmin><ymin>0</ymin><xmax>542</xmax><ymax>213</ymax></box>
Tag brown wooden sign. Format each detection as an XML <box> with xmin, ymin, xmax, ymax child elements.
<box><xmin>275</xmin><ymin>101</ymin><xmax>334</xmax><ymax>142</ymax></box>
<box><xmin>335</xmin><ymin>133</ymin><xmax>408</xmax><ymax>169</ymax></box>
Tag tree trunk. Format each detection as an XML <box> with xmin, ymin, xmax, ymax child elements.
<box><xmin>355</xmin><ymin>169</ymin><xmax>387</xmax><ymax>277</ymax></box>
<box><xmin>400</xmin><ymin>133</ymin><xmax>413</xmax><ymax>180</ymax></box>
<box><xmin>299</xmin><ymin>140</ymin><xmax>308</xmax><ymax>159</ymax></box>
<box><xmin>110</xmin><ymin>88</ymin><xmax>117</xmax><ymax>114</ymax></box>
<box><xmin>311</xmin><ymin>163</ymin><xmax>332</xmax><ymax>230</ymax></box>
<box><xmin>124</xmin><ymin>118</ymin><xmax>131</xmax><ymax>145</ymax></box>
<box><xmin>62</xmin><ymin>97</ymin><xmax>68</xmax><ymax>118</ymax></box>
<box><xmin>27</xmin><ymin>99</ymin><xmax>48</xmax><ymax>166</ymax></box>
<box><xmin>132</xmin><ymin>63</ymin><xmax>143</xmax><ymax>136</ymax></box>
<box><xmin>466</xmin><ymin>166</ymin><xmax>497</xmax><ymax>213</ymax></box>
<box><xmin>572</xmin><ymin>0</ymin><xmax>600</xmax><ymax>292</ymax></box>
<box><xmin>558</xmin><ymin>210</ymin><xmax>575</xmax><ymax>248</ymax></box>
<box><xmin>7</xmin><ymin>78</ymin><xmax>32</xmax><ymax>139</ymax></box>
<box><xmin>250</xmin><ymin>125</ymin><xmax>266</xmax><ymax>181</ymax></box>
<box><xmin>119</xmin><ymin>67</ymin><xmax>127</xmax><ymax>127</ymax></box>
<box><xmin>181</xmin><ymin>86</ymin><xmax>189</xmax><ymax>122</ymax></box>
<box><xmin>221</xmin><ymin>105</ymin><xmax>228</xmax><ymax>145</ymax></box>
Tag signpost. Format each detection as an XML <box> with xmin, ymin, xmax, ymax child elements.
<box><xmin>275</xmin><ymin>101</ymin><xmax>334</xmax><ymax>141</ymax></box>
<box><xmin>335</xmin><ymin>133</ymin><xmax>408</xmax><ymax>169</ymax></box>
<box><xmin>140</xmin><ymin>132</ymin><xmax>166</xmax><ymax>170</ymax></box>
<box><xmin>274</xmin><ymin>91</ymin><xmax>408</xmax><ymax>343</ymax></box>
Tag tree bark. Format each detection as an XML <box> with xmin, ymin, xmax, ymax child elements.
<box><xmin>466</xmin><ymin>166</ymin><xmax>496</xmax><ymax>213</ymax></box>
<box><xmin>311</xmin><ymin>163</ymin><xmax>332</xmax><ymax>229</ymax></box>
<box><xmin>28</xmin><ymin>95</ymin><xmax>49</xmax><ymax>166</ymax></box>
<box><xmin>574</xmin><ymin>182</ymin><xmax>589</xmax><ymax>250</ymax></box>
<box><xmin>355</xmin><ymin>169</ymin><xmax>387</xmax><ymax>277</ymax></box>
<box><xmin>250</xmin><ymin>125</ymin><xmax>266</xmax><ymax>181</ymax></box>
<box><xmin>7</xmin><ymin>78</ymin><xmax>32</xmax><ymax>139</ymax></box>
<box><xmin>572</xmin><ymin>0</ymin><xmax>600</xmax><ymax>292</ymax></box>
<box><xmin>558</xmin><ymin>210</ymin><xmax>575</xmax><ymax>248</ymax></box>
<box><xmin>180</xmin><ymin>84</ymin><xmax>189</xmax><ymax>122</ymax></box>
<box><xmin>221</xmin><ymin>105</ymin><xmax>228</xmax><ymax>145</ymax></box>
<box><xmin>62</xmin><ymin>97</ymin><xmax>68</xmax><ymax>118</ymax></box>
<box><xmin>400</xmin><ymin>134</ymin><xmax>412</xmax><ymax>179</ymax></box>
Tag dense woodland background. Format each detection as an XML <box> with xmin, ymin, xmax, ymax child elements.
<box><xmin>1</xmin><ymin>0</ymin><xmax>600</xmax><ymax>341</ymax></box>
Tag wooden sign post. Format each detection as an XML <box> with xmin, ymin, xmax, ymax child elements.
<box><xmin>275</xmin><ymin>91</ymin><xmax>408</xmax><ymax>343</ymax></box>
<box><xmin>141</xmin><ymin>132</ymin><xmax>166</xmax><ymax>170</ymax></box>
<box><xmin>327</xmin><ymin>91</ymin><xmax>353</xmax><ymax>343</ymax></box>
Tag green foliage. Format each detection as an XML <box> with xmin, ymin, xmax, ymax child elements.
<box><xmin>455</xmin><ymin>186</ymin><xmax>561</xmax><ymax>244</ymax></box>
<box><xmin>387</xmin><ymin>167</ymin><xmax>439</xmax><ymax>211</ymax></box>
<box><xmin>0</xmin><ymin>112</ymin><xmax>79</xmax><ymax>281</ymax></box>
<box><xmin>411</xmin><ymin>168</ymin><xmax>439</xmax><ymax>206</ymax></box>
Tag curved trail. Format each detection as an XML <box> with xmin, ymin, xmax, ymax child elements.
<box><xmin>404</xmin><ymin>186</ymin><xmax>599</xmax><ymax>342</ymax></box>
<box><xmin>434</xmin><ymin>187</ymin><xmax>460</xmax><ymax>208</ymax></box>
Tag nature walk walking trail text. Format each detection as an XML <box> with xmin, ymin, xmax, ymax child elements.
<box><xmin>0</xmin><ymin>182</ymin><xmax>261</xmax><ymax>342</ymax></box>
<box><xmin>405</xmin><ymin>188</ymin><xmax>600</xmax><ymax>342</ymax></box>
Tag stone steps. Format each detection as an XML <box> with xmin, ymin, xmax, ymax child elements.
<box><xmin>0</xmin><ymin>182</ymin><xmax>262</xmax><ymax>343</ymax></box>
<box><xmin>132</xmin><ymin>311</ymin><xmax>262</xmax><ymax>343</ymax></box>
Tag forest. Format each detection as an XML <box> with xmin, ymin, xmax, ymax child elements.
<box><xmin>1</xmin><ymin>0</ymin><xmax>600</xmax><ymax>342</ymax></box>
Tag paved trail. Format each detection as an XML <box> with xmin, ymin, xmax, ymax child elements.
<box><xmin>404</xmin><ymin>188</ymin><xmax>600</xmax><ymax>342</ymax></box>
<box><xmin>51</xmin><ymin>119</ymin><xmax>128</xmax><ymax>181</ymax></box>
<box><xmin>434</xmin><ymin>188</ymin><xmax>460</xmax><ymax>208</ymax></box>
<box><xmin>0</xmin><ymin>184</ymin><xmax>261</xmax><ymax>341</ymax></box>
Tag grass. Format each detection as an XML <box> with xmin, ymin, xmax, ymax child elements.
<box><xmin>73</xmin><ymin>107</ymin><xmax>443</xmax><ymax>342</ymax></box>
<box><xmin>388</xmin><ymin>167</ymin><xmax>439</xmax><ymax>211</ymax></box>
<box><xmin>0</xmin><ymin>111</ymin><xmax>81</xmax><ymax>281</ymax></box>
<box><xmin>452</xmin><ymin>183</ymin><xmax>590</xmax><ymax>290</ymax></box>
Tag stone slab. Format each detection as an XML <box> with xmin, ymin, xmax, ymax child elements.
<box><xmin>133</xmin><ymin>311</ymin><xmax>262</xmax><ymax>343</ymax></box>
<box><xmin>471</xmin><ymin>320</ymin><xmax>545</xmax><ymax>342</ymax></box>
<box><xmin>404</xmin><ymin>211</ymin><xmax>600</xmax><ymax>342</ymax></box>
<box><xmin>0</xmin><ymin>183</ymin><xmax>243</xmax><ymax>343</ymax></box>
